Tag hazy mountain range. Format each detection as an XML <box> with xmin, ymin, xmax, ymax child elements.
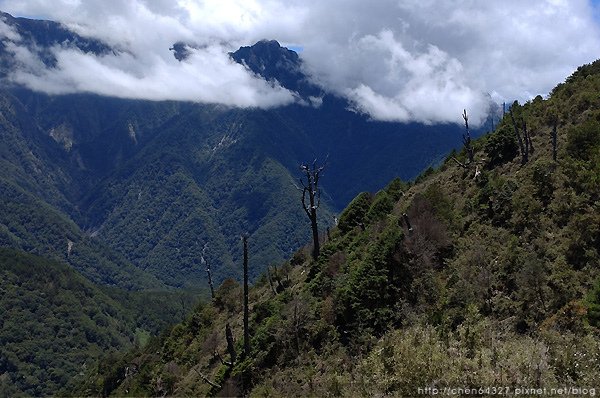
<box><xmin>0</xmin><ymin>12</ymin><xmax>478</xmax><ymax>289</ymax></box>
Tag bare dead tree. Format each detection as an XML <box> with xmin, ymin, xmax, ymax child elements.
<box><xmin>462</xmin><ymin>109</ymin><xmax>475</xmax><ymax>164</ymax></box>
<box><xmin>201</xmin><ymin>243</ymin><xmax>215</xmax><ymax>299</ymax></box>
<box><xmin>299</xmin><ymin>159</ymin><xmax>326</xmax><ymax>261</ymax></box>
<box><xmin>241</xmin><ymin>234</ymin><xmax>250</xmax><ymax>359</ymax></box>
<box><xmin>402</xmin><ymin>213</ymin><xmax>413</xmax><ymax>234</ymax></box>
<box><xmin>473</xmin><ymin>165</ymin><xmax>481</xmax><ymax>180</ymax></box>
<box><xmin>523</xmin><ymin>120</ymin><xmax>534</xmax><ymax>154</ymax></box>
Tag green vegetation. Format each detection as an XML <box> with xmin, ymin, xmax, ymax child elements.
<box><xmin>0</xmin><ymin>89</ymin><xmax>336</xmax><ymax>288</ymax></box>
<box><xmin>78</xmin><ymin>60</ymin><xmax>600</xmax><ymax>396</ymax></box>
<box><xmin>0</xmin><ymin>248</ymin><xmax>198</xmax><ymax>396</ymax></box>
<box><xmin>0</xmin><ymin>177</ymin><xmax>164</xmax><ymax>289</ymax></box>
<box><xmin>0</xmin><ymin>78</ymin><xmax>471</xmax><ymax>290</ymax></box>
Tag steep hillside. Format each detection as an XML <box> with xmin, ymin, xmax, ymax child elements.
<box><xmin>0</xmin><ymin>248</ymin><xmax>197</xmax><ymax>397</ymax></box>
<box><xmin>81</xmin><ymin>60</ymin><xmax>600</xmax><ymax>397</ymax></box>
<box><xmin>0</xmin><ymin>90</ymin><xmax>164</xmax><ymax>289</ymax></box>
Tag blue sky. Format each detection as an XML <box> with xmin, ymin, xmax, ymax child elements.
<box><xmin>593</xmin><ymin>0</ymin><xmax>600</xmax><ymax>21</ymax></box>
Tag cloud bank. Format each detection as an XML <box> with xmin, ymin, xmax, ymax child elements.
<box><xmin>1</xmin><ymin>0</ymin><xmax>599</xmax><ymax>125</ymax></box>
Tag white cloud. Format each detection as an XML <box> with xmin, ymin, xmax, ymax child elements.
<box><xmin>0</xmin><ymin>1</ymin><xmax>296</xmax><ymax>108</ymax></box>
<box><xmin>1</xmin><ymin>0</ymin><xmax>599</xmax><ymax>124</ymax></box>
<box><xmin>6</xmin><ymin>43</ymin><xmax>295</xmax><ymax>107</ymax></box>
<box><xmin>291</xmin><ymin>0</ymin><xmax>600</xmax><ymax>125</ymax></box>
<box><xmin>0</xmin><ymin>15</ymin><xmax>20</xmax><ymax>41</ymax></box>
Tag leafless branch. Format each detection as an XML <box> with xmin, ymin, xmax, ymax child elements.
<box><xmin>451</xmin><ymin>156</ymin><xmax>467</xmax><ymax>169</ymax></box>
<box><xmin>192</xmin><ymin>368</ymin><xmax>221</xmax><ymax>389</ymax></box>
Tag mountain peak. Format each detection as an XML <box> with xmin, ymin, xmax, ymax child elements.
<box><xmin>230</xmin><ymin>39</ymin><xmax>321</xmax><ymax>97</ymax></box>
<box><xmin>0</xmin><ymin>11</ymin><xmax>112</xmax><ymax>72</ymax></box>
<box><xmin>231</xmin><ymin>39</ymin><xmax>299</xmax><ymax>70</ymax></box>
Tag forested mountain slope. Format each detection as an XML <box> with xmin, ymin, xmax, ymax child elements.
<box><xmin>0</xmin><ymin>90</ymin><xmax>166</xmax><ymax>289</ymax></box>
<box><xmin>0</xmin><ymin>248</ymin><xmax>197</xmax><ymax>397</ymax></box>
<box><xmin>1</xmin><ymin>12</ymin><xmax>480</xmax><ymax>289</ymax></box>
<box><xmin>81</xmin><ymin>59</ymin><xmax>600</xmax><ymax>397</ymax></box>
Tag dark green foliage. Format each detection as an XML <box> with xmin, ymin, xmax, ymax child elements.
<box><xmin>587</xmin><ymin>279</ymin><xmax>600</xmax><ymax>327</ymax></box>
<box><xmin>531</xmin><ymin>159</ymin><xmax>556</xmax><ymax>206</ymax></box>
<box><xmin>335</xmin><ymin>225</ymin><xmax>405</xmax><ymax>338</ymax></box>
<box><xmin>421</xmin><ymin>183</ymin><xmax>456</xmax><ymax>226</ymax></box>
<box><xmin>384</xmin><ymin>177</ymin><xmax>406</xmax><ymax>202</ymax></box>
<box><xmin>366</xmin><ymin>191</ymin><xmax>394</xmax><ymax>222</ymax></box>
<box><xmin>0</xmin><ymin>177</ymin><xmax>163</xmax><ymax>290</ymax></box>
<box><xmin>484</xmin><ymin>125</ymin><xmax>519</xmax><ymax>168</ymax></box>
<box><xmin>565</xmin><ymin>59</ymin><xmax>600</xmax><ymax>85</ymax></box>
<box><xmin>566</xmin><ymin>119</ymin><xmax>600</xmax><ymax>161</ymax></box>
<box><xmin>565</xmin><ymin>213</ymin><xmax>600</xmax><ymax>270</ymax></box>
<box><xmin>0</xmin><ymin>248</ymin><xmax>196</xmax><ymax>396</ymax></box>
<box><xmin>475</xmin><ymin>173</ymin><xmax>518</xmax><ymax>226</ymax></box>
<box><xmin>562</xmin><ymin>119</ymin><xmax>600</xmax><ymax>203</ymax></box>
<box><xmin>413</xmin><ymin>166</ymin><xmax>435</xmax><ymax>184</ymax></box>
<box><xmin>337</xmin><ymin>192</ymin><xmax>372</xmax><ymax>233</ymax></box>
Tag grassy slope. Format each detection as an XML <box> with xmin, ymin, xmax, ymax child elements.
<box><xmin>0</xmin><ymin>248</ymin><xmax>198</xmax><ymax>397</ymax></box>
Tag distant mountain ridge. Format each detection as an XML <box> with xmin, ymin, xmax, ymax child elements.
<box><xmin>0</xmin><ymin>11</ymin><xmax>478</xmax><ymax>290</ymax></box>
<box><xmin>0</xmin><ymin>11</ymin><xmax>111</xmax><ymax>76</ymax></box>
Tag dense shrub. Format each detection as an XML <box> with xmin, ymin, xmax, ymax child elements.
<box><xmin>337</xmin><ymin>192</ymin><xmax>372</xmax><ymax>233</ymax></box>
<box><xmin>566</xmin><ymin>119</ymin><xmax>600</xmax><ymax>161</ymax></box>
<box><xmin>484</xmin><ymin>125</ymin><xmax>519</xmax><ymax>168</ymax></box>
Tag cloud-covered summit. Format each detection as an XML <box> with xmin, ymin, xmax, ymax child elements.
<box><xmin>0</xmin><ymin>11</ymin><xmax>296</xmax><ymax>108</ymax></box>
<box><xmin>1</xmin><ymin>0</ymin><xmax>599</xmax><ymax>125</ymax></box>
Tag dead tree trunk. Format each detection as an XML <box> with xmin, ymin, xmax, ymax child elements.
<box><xmin>299</xmin><ymin>160</ymin><xmax>326</xmax><ymax>261</ymax></box>
<box><xmin>462</xmin><ymin>109</ymin><xmax>475</xmax><ymax>164</ymax></box>
<box><xmin>402</xmin><ymin>213</ymin><xmax>413</xmax><ymax>234</ymax></box>
<box><xmin>242</xmin><ymin>234</ymin><xmax>250</xmax><ymax>359</ymax></box>
<box><xmin>451</xmin><ymin>156</ymin><xmax>467</xmax><ymax>169</ymax></box>
<box><xmin>225</xmin><ymin>323</ymin><xmax>236</xmax><ymax>366</ymax></box>
<box><xmin>523</xmin><ymin>120</ymin><xmax>534</xmax><ymax>155</ymax></box>
<box><xmin>201</xmin><ymin>243</ymin><xmax>215</xmax><ymax>299</ymax></box>
<box><xmin>521</xmin><ymin>120</ymin><xmax>534</xmax><ymax>158</ymax></box>
<box><xmin>193</xmin><ymin>368</ymin><xmax>221</xmax><ymax>390</ymax></box>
